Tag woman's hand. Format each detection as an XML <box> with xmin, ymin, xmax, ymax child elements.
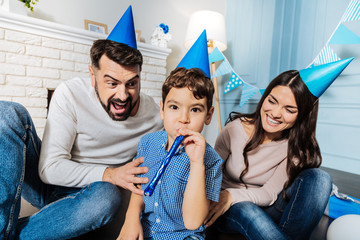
<box><xmin>204</xmin><ymin>190</ymin><xmax>233</xmax><ymax>227</ymax></box>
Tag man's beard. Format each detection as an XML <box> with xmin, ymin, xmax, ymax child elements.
<box><xmin>95</xmin><ymin>82</ymin><xmax>138</xmax><ymax>121</ymax></box>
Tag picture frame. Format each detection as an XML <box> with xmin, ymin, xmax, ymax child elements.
<box><xmin>135</xmin><ymin>30</ymin><xmax>141</xmax><ymax>42</ymax></box>
<box><xmin>84</xmin><ymin>19</ymin><xmax>108</xmax><ymax>34</ymax></box>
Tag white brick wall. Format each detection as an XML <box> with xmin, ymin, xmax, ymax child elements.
<box><xmin>0</xmin><ymin>13</ymin><xmax>171</xmax><ymax>138</ymax></box>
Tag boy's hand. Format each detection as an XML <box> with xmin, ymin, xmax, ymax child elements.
<box><xmin>117</xmin><ymin>216</ymin><xmax>144</xmax><ymax>240</ymax></box>
<box><xmin>102</xmin><ymin>157</ymin><xmax>148</xmax><ymax>195</ymax></box>
<box><xmin>178</xmin><ymin>128</ymin><xmax>206</xmax><ymax>164</ymax></box>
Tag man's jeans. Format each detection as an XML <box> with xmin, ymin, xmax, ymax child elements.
<box><xmin>0</xmin><ymin>101</ymin><xmax>122</xmax><ymax>240</ymax></box>
<box><xmin>215</xmin><ymin>168</ymin><xmax>332</xmax><ymax>240</ymax></box>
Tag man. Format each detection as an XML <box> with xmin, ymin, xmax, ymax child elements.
<box><xmin>0</xmin><ymin>6</ymin><xmax>163</xmax><ymax>240</ymax></box>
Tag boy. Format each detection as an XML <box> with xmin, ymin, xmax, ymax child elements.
<box><xmin>118</xmin><ymin>31</ymin><xmax>223</xmax><ymax>240</ymax></box>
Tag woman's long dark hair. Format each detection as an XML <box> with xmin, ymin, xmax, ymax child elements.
<box><xmin>226</xmin><ymin>70</ymin><xmax>322</xmax><ymax>194</ymax></box>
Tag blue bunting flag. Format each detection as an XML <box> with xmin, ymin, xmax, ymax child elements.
<box><xmin>209</xmin><ymin>47</ymin><xmax>225</xmax><ymax>63</ymax></box>
<box><xmin>312</xmin><ymin>44</ymin><xmax>341</xmax><ymax>66</ymax></box>
<box><xmin>341</xmin><ymin>0</ymin><xmax>360</xmax><ymax>22</ymax></box>
<box><xmin>239</xmin><ymin>83</ymin><xmax>259</xmax><ymax>108</ymax></box>
<box><xmin>329</xmin><ymin>23</ymin><xmax>360</xmax><ymax>44</ymax></box>
<box><xmin>223</xmin><ymin>71</ymin><xmax>244</xmax><ymax>94</ymax></box>
<box><xmin>212</xmin><ymin>59</ymin><xmax>233</xmax><ymax>78</ymax></box>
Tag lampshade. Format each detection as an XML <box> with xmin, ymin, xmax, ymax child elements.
<box><xmin>185</xmin><ymin>10</ymin><xmax>227</xmax><ymax>52</ymax></box>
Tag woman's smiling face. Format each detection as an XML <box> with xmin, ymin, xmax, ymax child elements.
<box><xmin>260</xmin><ymin>85</ymin><xmax>298</xmax><ymax>141</ymax></box>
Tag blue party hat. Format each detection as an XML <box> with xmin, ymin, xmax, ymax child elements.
<box><xmin>177</xmin><ymin>30</ymin><xmax>210</xmax><ymax>78</ymax></box>
<box><xmin>107</xmin><ymin>6</ymin><xmax>137</xmax><ymax>49</ymax></box>
<box><xmin>300</xmin><ymin>58</ymin><xmax>353</xmax><ymax>97</ymax></box>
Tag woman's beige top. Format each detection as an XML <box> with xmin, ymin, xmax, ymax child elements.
<box><xmin>215</xmin><ymin>119</ymin><xmax>289</xmax><ymax>206</ymax></box>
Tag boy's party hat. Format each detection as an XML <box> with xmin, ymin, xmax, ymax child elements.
<box><xmin>177</xmin><ymin>30</ymin><xmax>210</xmax><ymax>78</ymax></box>
<box><xmin>107</xmin><ymin>6</ymin><xmax>137</xmax><ymax>49</ymax></box>
<box><xmin>300</xmin><ymin>58</ymin><xmax>353</xmax><ymax>97</ymax></box>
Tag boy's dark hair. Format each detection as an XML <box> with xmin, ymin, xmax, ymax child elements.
<box><xmin>90</xmin><ymin>39</ymin><xmax>143</xmax><ymax>70</ymax></box>
<box><xmin>162</xmin><ymin>67</ymin><xmax>214</xmax><ymax>111</ymax></box>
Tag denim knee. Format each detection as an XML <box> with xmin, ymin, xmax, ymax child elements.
<box><xmin>79</xmin><ymin>182</ymin><xmax>122</xmax><ymax>223</ymax></box>
<box><xmin>297</xmin><ymin>168</ymin><xmax>332</xmax><ymax>197</ymax></box>
<box><xmin>217</xmin><ymin>201</ymin><xmax>263</xmax><ymax>231</ymax></box>
<box><xmin>0</xmin><ymin>101</ymin><xmax>29</xmax><ymax>121</ymax></box>
<box><xmin>0</xmin><ymin>101</ymin><xmax>33</xmax><ymax>136</ymax></box>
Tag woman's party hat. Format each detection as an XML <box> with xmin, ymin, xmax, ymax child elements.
<box><xmin>300</xmin><ymin>58</ymin><xmax>353</xmax><ymax>97</ymax></box>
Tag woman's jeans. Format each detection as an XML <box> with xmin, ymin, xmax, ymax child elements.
<box><xmin>215</xmin><ymin>168</ymin><xmax>332</xmax><ymax>240</ymax></box>
<box><xmin>0</xmin><ymin>101</ymin><xmax>122</xmax><ymax>240</ymax></box>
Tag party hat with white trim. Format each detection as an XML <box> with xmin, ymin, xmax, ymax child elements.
<box><xmin>300</xmin><ymin>57</ymin><xmax>353</xmax><ymax>97</ymax></box>
<box><xmin>177</xmin><ymin>30</ymin><xmax>210</xmax><ymax>78</ymax></box>
<box><xmin>107</xmin><ymin>6</ymin><xmax>137</xmax><ymax>49</ymax></box>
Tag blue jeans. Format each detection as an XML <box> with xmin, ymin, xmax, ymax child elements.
<box><xmin>146</xmin><ymin>236</ymin><xmax>199</xmax><ymax>240</ymax></box>
<box><xmin>0</xmin><ymin>101</ymin><xmax>122</xmax><ymax>240</ymax></box>
<box><xmin>214</xmin><ymin>168</ymin><xmax>332</xmax><ymax>240</ymax></box>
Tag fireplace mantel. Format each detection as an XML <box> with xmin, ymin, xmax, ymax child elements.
<box><xmin>0</xmin><ymin>10</ymin><xmax>171</xmax><ymax>137</ymax></box>
<box><xmin>0</xmin><ymin>10</ymin><xmax>171</xmax><ymax>59</ymax></box>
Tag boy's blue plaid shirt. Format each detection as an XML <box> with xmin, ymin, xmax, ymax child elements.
<box><xmin>137</xmin><ymin>130</ymin><xmax>223</xmax><ymax>240</ymax></box>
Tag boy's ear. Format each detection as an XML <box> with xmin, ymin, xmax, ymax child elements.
<box><xmin>160</xmin><ymin>100</ymin><xmax>164</xmax><ymax>120</ymax></box>
<box><xmin>205</xmin><ymin>106</ymin><xmax>214</xmax><ymax>125</ymax></box>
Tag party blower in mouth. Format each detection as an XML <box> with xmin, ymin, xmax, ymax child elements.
<box><xmin>144</xmin><ymin>135</ymin><xmax>184</xmax><ymax>196</ymax></box>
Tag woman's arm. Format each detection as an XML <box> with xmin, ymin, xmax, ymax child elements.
<box><xmin>226</xmin><ymin>158</ymin><xmax>288</xmax><ymax>206</ymax></box>
<box><xmin>179</xmin><ymin>128</ymin><xmax>210</xmax><ymax>230</ymax></box>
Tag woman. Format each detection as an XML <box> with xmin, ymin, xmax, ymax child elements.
<box><xmin>205</xmin><ymin>58</ymin><xmax>353</xmax><ymax>240</ymax></box>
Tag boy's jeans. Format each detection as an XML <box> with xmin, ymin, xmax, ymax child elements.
<box><xmin>0</xmin><ymin>101</ymin><xmax>121</xmax><ymax>240</ymax></box>
<box><xmin>215</xmin><ymin>168</ymin><xmax>332</xmax><ymax>240</ymax></box>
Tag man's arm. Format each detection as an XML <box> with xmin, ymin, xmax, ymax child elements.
<box><xmin>39</xmin><ymin>82</ymin><xmax>106</xmax><ymax>187</ymax></box>
<box><xmin>179</xmin><ymin>128</ymin><xmax>210</xmax><ymax>230</ymax></box>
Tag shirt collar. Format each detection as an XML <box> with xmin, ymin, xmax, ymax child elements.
<box><xmin>160</xmin><ymin>131</ymin><xmax>185</xmax><ymax>155</ymax></box>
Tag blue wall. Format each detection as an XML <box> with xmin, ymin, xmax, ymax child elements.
<box><xmin>222</xmin><ymin>0</ymin><xmax>360</xmax><ymax>174</ymax></box>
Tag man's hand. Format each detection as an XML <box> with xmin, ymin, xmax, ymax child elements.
<box><xmin>102</xmin><ymin>157</ymin><xmax>148</xmax><ymax>195</ymax></box>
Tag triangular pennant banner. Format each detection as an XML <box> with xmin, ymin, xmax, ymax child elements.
<box><xmin>224</xmin><ymin>72</ymin><xmax>244</xmax><ymax>94</ymax></box>
<box><xmin>329</xmin><ymin>24</ymin><xmax>360</xmax><ymax>44</ymax></box>
<box><xmin>341</xmin><ymin>0</ymin><xmax>360</xmax><ymax>22</ymax></box>
<box><xmin>312</xmin><ymin>44</ymin><xmax>341</xmax><ymax>66</ymax></box>
<box><xmin>209</xmin><ymin>47</ymin><xmax>225</xmax><ymax>63</ymax></box>
<box><xmin>239</xmin><ymin>83</ymin><xmax>259</xmax><ymax>108</ymax></box>
<box><xmin>212</xmin><ymin>59</ymin><xmax>233</xmax><ymax>78</ymax></box>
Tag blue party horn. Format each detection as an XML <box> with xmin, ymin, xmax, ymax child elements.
<box><xmin>144</xmin><ymin>135</ymin><xmax>184</xmax><ymax>196</ymax></box>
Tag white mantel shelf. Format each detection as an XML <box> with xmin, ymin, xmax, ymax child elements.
<box><xmin>0</xmin><ymin>10</ymin><xmax>171</xmax><ymax>59</ymax></box>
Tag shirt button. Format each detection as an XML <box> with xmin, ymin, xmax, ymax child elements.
<box><xmin>156</xmin><ymin>218</ymin><xmax>160</xmax><ymax>223</ymax></box>
<box><xmin>158</xmin><ymin>180</ymin><xmax>161</xmax><ymax>184</ymax></box>
<box><xmin>155</xmin><ymin>202</ymin><xmax>159</xmax><ymax>207</ymax></box>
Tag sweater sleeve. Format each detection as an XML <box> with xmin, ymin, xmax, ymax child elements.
<box><xmin>226</xmin><ymin>158</ymin><xmax>288</xmax><ymax>206</ymax></box>
<box><xmin>39</xmin><ymin>83</ymin><xmax>106</xmax><ymax>187</ymax></box>
<box><xmin>214</xmin><ymin>123</ymin><xmax>231</xmax><ymax>162</ymax></box>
